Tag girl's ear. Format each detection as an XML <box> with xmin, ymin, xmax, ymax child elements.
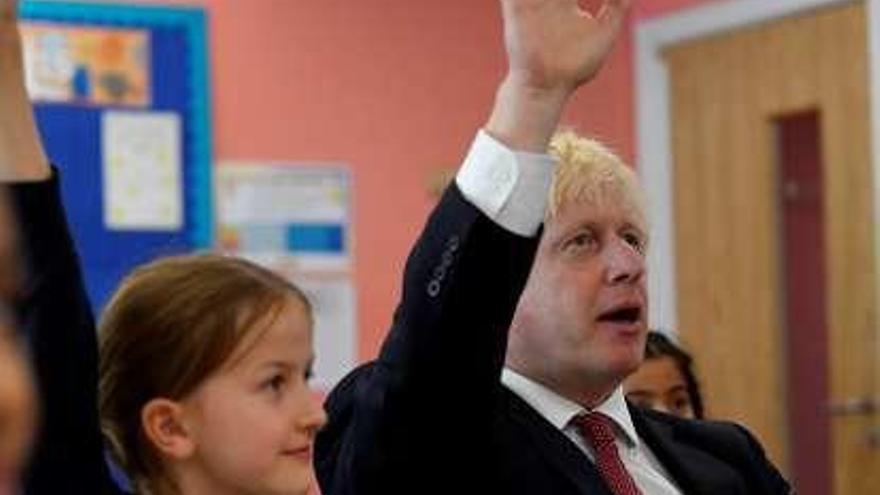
<box><xmin>141</xmin><ymin>398</ymin><xmax>195</xmax><ymax>460</ymax></box>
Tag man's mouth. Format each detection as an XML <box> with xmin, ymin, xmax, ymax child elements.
<box><xmin>596</xmin><ymin>305</ymin><xmax>642</xmax><ymax>325</ymax></box>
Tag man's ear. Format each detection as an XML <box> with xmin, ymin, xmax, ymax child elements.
<box><xmin>141</xmin><ymin>398</ymin><xmax>195</xmax><ymax>460</ymax></box>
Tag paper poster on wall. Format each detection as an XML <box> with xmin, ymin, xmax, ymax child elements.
<box><xmin>303</xmin><ymin>277</ymin><xmax>356</xmax><ymax>390</ymax></box>
<box><xmin>296</xmin><ymin>276</ymin><xmax>356</xmax><ymax>390</ymax></box>
<box><xmin>216</xmin><ymin>163</ymin><xmax>352</xmax><ymax>271</ymax></box>
<box><xmin>102</xmin><ymin>111</ymin><xmax>183</xmax><ymax>230</ymax></box>
<box><xmin>217</xmin><ymin>163</ymin><xmax>357</xmax><ymax>389</ymax></box>
<box><xmin>21</xmin><ymin>23</ymin><xmax>151</xmax><ymax>106</ymax></box>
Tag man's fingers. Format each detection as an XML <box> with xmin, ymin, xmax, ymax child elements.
<box><xmin>596</xmin><ymin>0</ymin><xmax>631</xmax><ymax>34</ymax></box>
<box><xmin>0</xmin><ymin>1</ymin><xmax>18</xmax><ymax>26</ymax></box>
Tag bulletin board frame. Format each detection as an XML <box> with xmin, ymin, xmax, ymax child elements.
<box><xmin>20</xmin><ymin>1</ymin><xmax>213</xmax><ymax>309</ymax></box>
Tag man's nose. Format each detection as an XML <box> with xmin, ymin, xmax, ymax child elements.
<box><xmin>603</xmin><ymin>238</ymin><xmax>645</xmax><ymax>285</ymax></box>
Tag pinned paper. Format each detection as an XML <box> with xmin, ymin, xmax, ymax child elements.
<box><xmin>299</xmin><ymin>277</ymin><xmax>357</xmax><ymax>390</ymax></box>
<box><xmin>217</xmin><ymin>163</ymin><xmax>357</xmax><ymax>389</ymax></box>
<box><xmin>21</xmin><ymin>23</ymin><xmax>151</xmax><ymax>106</ymax></box>
<box><xmin>217</xmin><ymin>164</ymin><xmax>352</xmax><ymax>270</ymax></box>
<box><xmin>102</xmin><ymin>111</ymin><xmax>183</xmax><ymax>230</ymax></box>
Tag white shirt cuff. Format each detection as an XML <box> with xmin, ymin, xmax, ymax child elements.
<box><xmin>455</xmin><ymin>130</ymin><xmax>556</xmax><ymax>237</ymax></box>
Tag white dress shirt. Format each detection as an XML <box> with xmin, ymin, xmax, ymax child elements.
<box><xmin>502</xmin><ymin>369</ymin><xmax>684</xmax><ymax>494</ymax></box>
<box><xmin>455</xmin><ymin>130</ymin><xmax>556</xmax><ymax>237</ymax></box>
<box><xmin>454</xmin><ymin>131</ymin><xmax>683</xmax><ymax>494</ymax></box>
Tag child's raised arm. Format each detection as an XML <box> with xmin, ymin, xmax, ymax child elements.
<box><xmin>0</xmin><ymin>2</ymin><xmax>115</xmax><ymax>492</ymax></box>
<box><xmin>0</xmin><ymin>0</ymin><xmax>50</xmax><ymax>182</ymax></box>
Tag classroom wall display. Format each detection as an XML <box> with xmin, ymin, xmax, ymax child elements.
<box><xmin>216</xmin><ymin>162</ymin><xmax>356</xmax><ymax>390</ymax></box>
<box><xmin>101</xmin><ymin>110</ymin><xmax>183</xmax><ymax>230</ymax></box>
<box><xmin>216</xmin><ymin>163</ymin><xmax>352</xmax><ymax>270</ymax></box>
<box><xmin>21</xmin><ymin>1</ymin><xmax>213</xmax><ymax>311</ymax></box>
<box><xmin>22</xmin><ymin>22</ymin><xmax>152</xmax><ymax>106</ymax></box>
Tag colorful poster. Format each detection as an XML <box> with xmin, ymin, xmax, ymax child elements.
<box><xmin>300</xmin><ymin>276</ymin><xmax>356</xmax><ymax>390</ymax></box>
<box><xmin>21</xmin><ymin>23</ymin><xmax>151</xmax><ymax>106</ymax></box>
<box><xmin>216</xmin><ymin>163</ymin><xmax>357</xmax><ymax>389</ymax></box>
<box><xmin>216</xmin><ymin>164</ymin><xmax>352</xmax><ymax>271</ymax></box>
<box><xmin>102</xmin><ymin>111</ymin><xmax>183</xmax><ymax>230</ymax></box>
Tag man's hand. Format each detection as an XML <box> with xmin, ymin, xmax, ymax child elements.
<box><xmin>0</xmin><ymin>0</ymin><xmax>51</xmax><ymax>182</ymax></box>
<box><xmin>0</xmin><ymin>0</ymin><xmax>17</xmax><ymax>22</ymax></box>
<box><xmin>0</xmin><ymin>0</ymin><xmax>26</xmax><ymax>85</ymax></box>
<box><xmin>0</xmin><ymin>0</ymin><xmax>20</xmax><ymax>46</ymax></box>
<box><xmin>502</xmin><ymin>0</ymin><xmax>630</xmax><ymax>95</ymax></box>
<box><xmin>486</xmin><ymin>0</ymin><xmax>630</xmax><ymax>152</ymax></box>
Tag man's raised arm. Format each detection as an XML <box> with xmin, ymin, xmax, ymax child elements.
<box><xmin>486</xmin><ymin>0</ymin><xmax>630</xmax><ymax>152</ymax></box>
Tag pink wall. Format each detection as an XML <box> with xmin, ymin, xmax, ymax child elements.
<box><xmin>122</xmin><ymin>0</ymin><xmax>710</xmax><ymax>360</ymax></box>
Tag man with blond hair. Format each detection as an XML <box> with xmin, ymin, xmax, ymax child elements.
<box><xmin>317</xmin><ymin>0</ymin><xmax>791</xmax><ymax>494</ymax></box>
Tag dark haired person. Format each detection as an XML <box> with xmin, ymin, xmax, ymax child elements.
<box><xmin>624</xmin><ymin>331</ymin><xmax>705</xmax><ymax>419</ymax></box>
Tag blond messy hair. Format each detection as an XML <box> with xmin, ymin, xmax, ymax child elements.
<box><xmin>547</xmin><ymin>130</ymin><xmax>647</xmax><ymax>230</ymax></box>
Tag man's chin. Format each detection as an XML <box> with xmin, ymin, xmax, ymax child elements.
<box><xmin>607</xmin><ymin>355</ymin><xmax>644</xmax><ymax>382</ymax></box>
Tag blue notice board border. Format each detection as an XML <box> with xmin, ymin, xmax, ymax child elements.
<box><xmin>21</xmin><ymin>1</ymin><xmax>214</xmax><ymax>309</ymax></box>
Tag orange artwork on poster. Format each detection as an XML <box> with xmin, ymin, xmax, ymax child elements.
<box><xmin>21</xmin><ymin>23</ymin><xmax>151</xmax><ymax>107</ymax></box>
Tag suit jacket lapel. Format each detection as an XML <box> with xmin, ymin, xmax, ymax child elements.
<box><xmin>630</xmin><ymin>406</ymin><xmax>748</xmax><ymax>495</ymax></box>
<box><xmin>502</xmin><ymin>388</ymin><xmax>611</xmax><ymax>495</ymax></box>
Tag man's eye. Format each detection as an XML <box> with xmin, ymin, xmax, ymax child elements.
<box><xmin>622</xmin><ymin>231</ymin><xmax>645</xmax><ymax>253</ymax></box>
<box><xmin>564</xmin><ymin>232</ymin><xmax>596</xmax><ymax>252</ymax></box>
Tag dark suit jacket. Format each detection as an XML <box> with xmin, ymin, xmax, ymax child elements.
<box><xmin>11</xmin><ymin>174</ymin><xmax>120</xmax><ymax>494</ymax></box>
<box><xmin>315</xmin><ymin>185</ymin><xmax>792</xmax><ymax>495</ymax></box>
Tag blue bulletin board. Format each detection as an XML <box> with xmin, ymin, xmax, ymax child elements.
<box><xmin>21</xmin><ymin>1</ymin><xmax>213</xmax><ymax>311</ymax></box>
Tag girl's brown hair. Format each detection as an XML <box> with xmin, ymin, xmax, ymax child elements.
<box><xmin>98</xmin><ymin>254</ymin><xmax>311</xmax><ymax>494</ymax></box>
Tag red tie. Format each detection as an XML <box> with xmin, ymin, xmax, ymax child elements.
<box><xmin>573</xmin><ymin>412</ymin><xmax>643</xmax><ymax>495</ymax></box>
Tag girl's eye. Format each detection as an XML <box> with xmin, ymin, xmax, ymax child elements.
<box><xmin>264</xmin><ymin>374</ymin><xmax>287</xmax><ymax>394</ymax></box>
<box><xmin>673</xmin><ymin>398</ymin><xmax>692</xmax><ymax>412</ymax></box>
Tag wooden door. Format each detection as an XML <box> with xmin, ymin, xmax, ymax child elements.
<box><xmin>664</xmin><ymin>3</ymin><xmax>878</xmax><ymax>493</ymax></box>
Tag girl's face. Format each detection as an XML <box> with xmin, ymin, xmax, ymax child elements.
<box><xmin>623</xmin><ymin>355</ymin><xmax>695</xmax><ymax>419</ymax></box>
<box><xmin>178</xmin><ymin>296</ymin><xmax>327</xmax><ymax>495</ymax></box>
